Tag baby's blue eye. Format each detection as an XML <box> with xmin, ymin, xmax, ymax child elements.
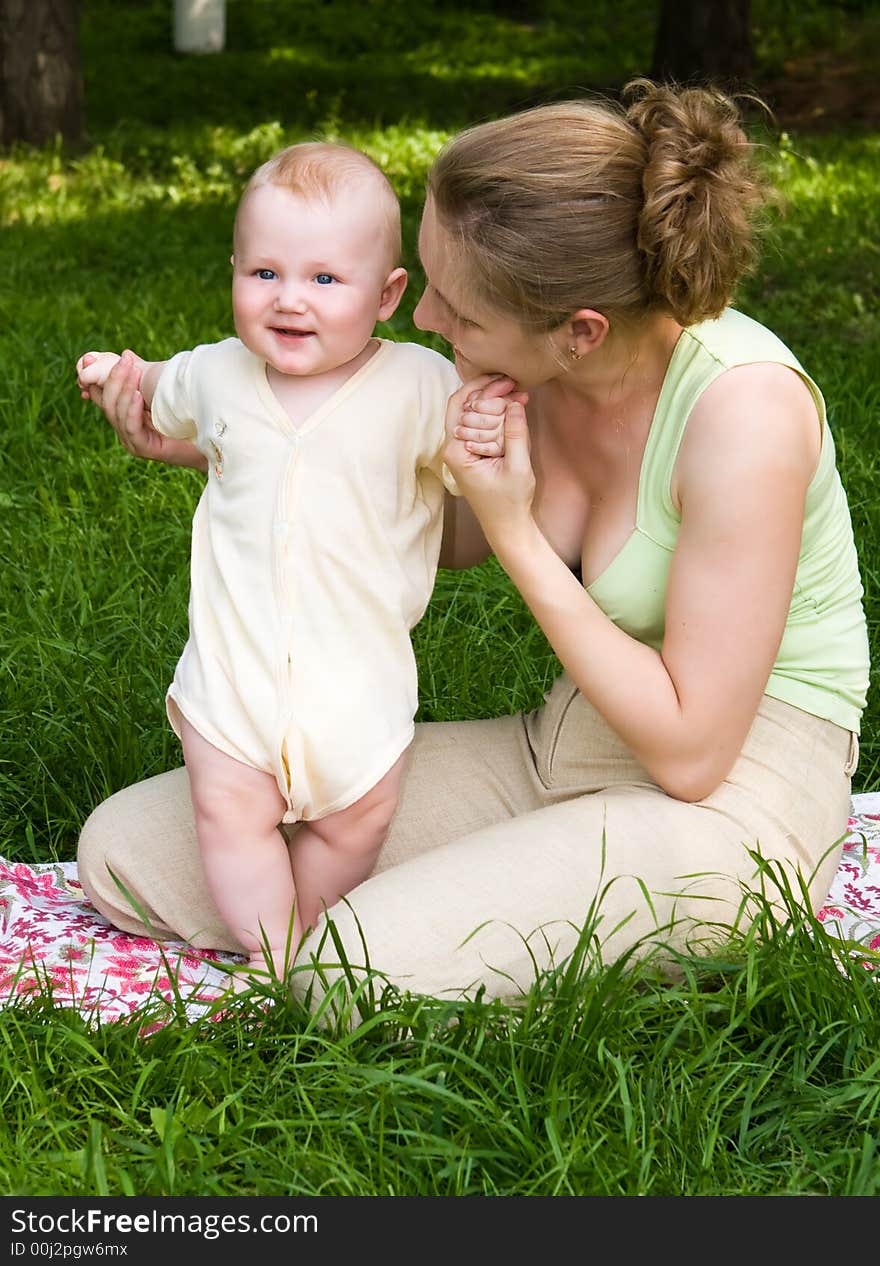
<box><xmin>315</xmin><ymin>273</ymin><xmax>335</xmax><ymax>285</ymax></box>
<box><xmin>257</xmin><ymin>269</ymin><xmax>276</xmax><ymax>281</ymax></box>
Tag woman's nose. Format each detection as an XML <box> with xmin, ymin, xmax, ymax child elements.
<box><xmin>413</xmin><ymin>288</ymin><xmax>443</xmax><ymax>335</ymax></box>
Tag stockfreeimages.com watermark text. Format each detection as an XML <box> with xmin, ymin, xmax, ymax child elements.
<box><xmin>10</xmin><ymin>1207</ymin><xmax>316</xmax><ymax>1244</ymax></box>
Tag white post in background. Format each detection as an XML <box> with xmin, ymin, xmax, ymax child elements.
<box><xmin>173</xmin><ymin>0</ymin><xmax>226</xmax><ymax>54</ymax></box>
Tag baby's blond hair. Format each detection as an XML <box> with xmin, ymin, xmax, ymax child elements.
<box><xmin>235</xmin><ymin>141</ymin><xmax>401</xmax><ymax>272</ymax></box>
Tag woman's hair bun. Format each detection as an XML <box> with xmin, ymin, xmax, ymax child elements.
<box><xmin>624</xmin><ymin>78</ymin><xmax>769</xmax><ymax>326</ymax></box>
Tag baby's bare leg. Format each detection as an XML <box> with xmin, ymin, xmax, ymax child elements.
<box><xmin>289</xmin><ymin>752</ymin><xmax>407</xmax><ymax>935</ymax></box>
<box><xmin>178</xmin><ymin>716</ymin><xmax>299</xmax><ymax>983</ymax></box>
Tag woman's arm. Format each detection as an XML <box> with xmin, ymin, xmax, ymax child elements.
<box><xmin>448</xmin><ymin>364</ymin><xmax>821</xmax><ymax>801</ymax></box>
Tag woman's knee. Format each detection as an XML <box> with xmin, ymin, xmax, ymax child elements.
<box><xmin>75</xmin><ymin>768</ymin><xmax>196</xmax><ymax>935</ymax></box>
<box><xmin>76</xmin><ymin>792</ymin><xmax>120</xmax><ymax>908</ymax></box>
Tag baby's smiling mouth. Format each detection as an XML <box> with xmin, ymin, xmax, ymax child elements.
<box><xmin>272</xmin><ymin>327</ymin><xmax>314</xmax><ymax>339</ymax></box>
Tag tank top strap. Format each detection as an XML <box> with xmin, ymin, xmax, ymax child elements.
<box><xmin>636</xmin><ymin>308</ymin><xmax>826</xmax><ymax>548</ymax></box>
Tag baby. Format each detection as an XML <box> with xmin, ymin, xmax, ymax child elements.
<box><xmin>76</xmin><ymin>142</ymin><xmax>504</xmax><ymax>987</ymax></box>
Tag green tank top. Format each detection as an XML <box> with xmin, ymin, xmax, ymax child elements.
<box><xmin>586</xmin><ymin>307</ymin><xmax>869</xmax><ymax>732</ymax></box>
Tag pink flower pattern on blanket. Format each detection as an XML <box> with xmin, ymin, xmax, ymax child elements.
<box><xmin>814</xmin><ymin>822</ymin><xmax>880</xmax><ymax>952</ymax></box>
<box><xmin>3</xmin><ymin>799</ymin><xmax>880</xmax><ymax>1026</ymax></box>
<box><xmin>0</xmin><ymin>859</ymin><xmax>241</xmax><ymax>1025</ymax></box>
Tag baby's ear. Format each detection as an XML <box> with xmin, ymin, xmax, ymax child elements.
<box><xmin>378</xmin><ymin>267</ymin><xmax>408</xmax><ymax>321</ymax></box>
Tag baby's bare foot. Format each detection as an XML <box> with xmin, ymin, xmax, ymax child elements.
<box><xmin>230</xmin><ymin>968</ymin><xmax>256</xmax><ymax>995</ymax></box>
<box><xmin>228</xmin><ymin>952</ymin><xmax>289</xmax><ymax>995</ymax></box>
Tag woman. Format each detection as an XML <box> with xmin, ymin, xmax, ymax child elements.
<box><xmin>77</xmin><ymin>81</ymin><xmax>868</xmax><ymax>1004</ymax></box>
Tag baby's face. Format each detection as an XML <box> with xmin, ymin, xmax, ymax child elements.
<box><xmin>231</xmin><ymin>183</ymin><xmax>395</xmax><ymax>379</ymax></box>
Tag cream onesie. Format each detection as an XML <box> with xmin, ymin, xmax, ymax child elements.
<box><xmin>150</xmin><ymin>336</ymin><xmax>461</xmax><ymax>822</ymax></box>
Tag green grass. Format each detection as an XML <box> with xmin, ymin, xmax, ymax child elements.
<box><xmin>3</xmin><ymin>882</ymin><xmax>880</xmax><ymax>1196</ymax></box>
<box><xmin>1</xmin><ymin>0</ymin><xmax>879</xmax><ymax>1198</ymax></box>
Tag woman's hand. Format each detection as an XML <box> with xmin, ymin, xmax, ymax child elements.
<box><xmin>79</xmin><ymin>350</ymin><xmax>154</xmax><ymax>454</ymax></box>
<box><xmin>79</xmin><ymin>350</ymin><xmax>206</xmax><ymax>471</ymax></box>
<box><xmin>443</xmin><ymin>375</ymin><xmax>536</xmax><ymax>547</ymax></box>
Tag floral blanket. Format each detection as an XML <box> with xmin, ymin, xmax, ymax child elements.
<box><xmin>3</xmin><ymin>793</ymin><xmax>880</xmax><ymax>1027</ymax></box>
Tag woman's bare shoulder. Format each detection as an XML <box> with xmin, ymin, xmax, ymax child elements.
<box><xmin>673</xmin><ymin>361</ymin><xmax>822</xmax><ymax>510</ymax></box>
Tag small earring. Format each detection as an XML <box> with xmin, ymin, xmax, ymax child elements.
<box><xmin>568</xmin><ymin>345</ymin><xmax>582</xmax><ymax>361</ymax></box>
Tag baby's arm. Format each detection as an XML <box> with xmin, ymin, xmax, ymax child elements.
<box><xmin>76</xmin><ymin>350</ymin><xmax>166</xmax><ymax>408</ymax></box>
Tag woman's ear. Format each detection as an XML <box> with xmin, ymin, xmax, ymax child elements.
<box><xmin>378</xmin><ymin>267</ymin><xmax>408</xmax><ymax>321</ymax></box>
<box><xmin>566</xmin><ymin>309</ymin><xmax>610</xmax><ymax>360</ymax></box>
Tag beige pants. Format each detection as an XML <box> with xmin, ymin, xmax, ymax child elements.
<box><xmin>76</xmin><ymin>674</ymin><xmax>857</xmax><ymax>1004</ymax></box>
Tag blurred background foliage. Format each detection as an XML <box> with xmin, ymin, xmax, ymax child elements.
<box><xmin>75</xmin><ymin>0</ymin><xmax>879</xmax><ymax>140</ymax></box>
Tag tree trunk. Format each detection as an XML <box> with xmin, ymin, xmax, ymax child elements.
<box><xmin>173</xmin><ymin>0</ymin><xmax>225</xmax><ymax>54</ymax></box>
<box><xmin>0</xmin><ymin>0</ymin><xmax>83</xmax><ymax>147</ymax></box>
<box><xmin>651</xmin><ymin>0</ymin><xmax>753</xmax><ymax>88</ymax></box>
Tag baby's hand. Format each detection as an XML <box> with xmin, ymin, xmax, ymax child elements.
<box><xmin>453</xmin><ymin>389</ymin><xmax>508</xmax><ymax>458</ymax></box>
<box><xmin>76</xmin><ymin>351</ymin><xmax>124</xmax><ymax>397</ymax></box>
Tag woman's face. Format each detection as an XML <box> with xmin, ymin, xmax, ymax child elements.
<box><xmin>413</xmin><ymin>197</ymin><xmax>562</xmax><ymax>388</ymax></box>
